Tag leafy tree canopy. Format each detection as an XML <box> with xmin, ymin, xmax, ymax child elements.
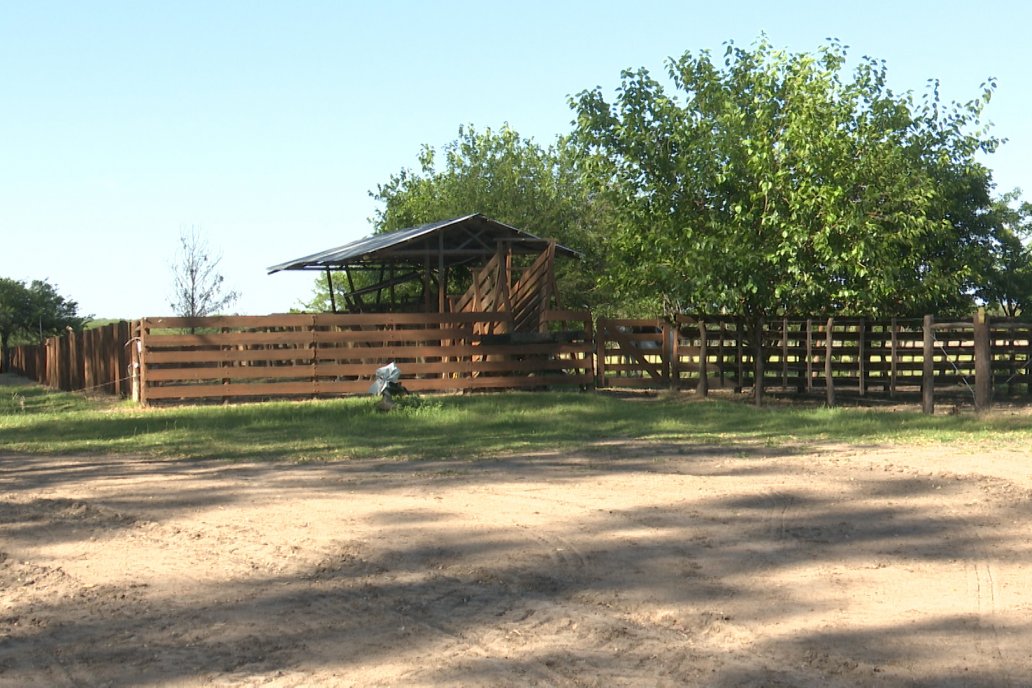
<box><xmin>306</xmin><ymin>124</ymin><xmax>614</xmax><ymax>312</ymax></box>
<box><xmin>571</xmin><ymin>36</ymin><xmax>1003</xmax><ymax>319</ymax></box>
<box><xmin>0</xmin><ymin>277</ymin><xmax>86</xmax><ymax>372</ymax></box>
<box><xmin>976</xmin><ymin>193</ymin><xmax>1032</xmax><ymax>316</ymax></box>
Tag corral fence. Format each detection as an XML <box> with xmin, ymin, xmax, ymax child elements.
<box><xmin>134</xmin><ymin>311</ymin><xmax>594</xmax><ymax>403</ymax></box>
<box><xmin>7</xmin><ymin>321</ymin><xmax>132</xmax><ymax>397</ymax></box>
<box><xmin>595</xmin><ymin>312</ymin><xmax>1032</xmax><ymax>412</ymax></box>
<box><xmin>598</xmin><ymin>316</ymin><xmax>928</xmax><ymax>395</ymax></box>
<box><xmin>6</xmin><ymin>311</ymin><xmax>1031</xmax><ymax>413</ymax></box>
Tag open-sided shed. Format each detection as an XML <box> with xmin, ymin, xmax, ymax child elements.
<box><xmin>268</xmin><ymin>214</ymin><xmax>579</xmax><ymax>333</ymax></box>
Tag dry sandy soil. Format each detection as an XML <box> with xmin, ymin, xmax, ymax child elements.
<box><xmin>2</xmin><ymin>433</ymin><xmax>1032</xmax><ymax>686</ymax></box>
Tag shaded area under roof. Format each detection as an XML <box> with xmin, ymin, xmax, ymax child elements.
<box><xmin>267</xmin><ymin>214</ymin><xmax>579</xmax><ymax>274</ymax></box>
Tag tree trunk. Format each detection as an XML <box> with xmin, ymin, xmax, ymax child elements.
<box><xmin>0</xmin><ymin>332</ymin><xmax>9</xmax><ymax>374</ymax></box>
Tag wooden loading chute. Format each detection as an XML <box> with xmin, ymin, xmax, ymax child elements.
<box><xmin>267</xmin><ymin>214</ymin><xmax>576</xmax><ymax>334</ymax></box>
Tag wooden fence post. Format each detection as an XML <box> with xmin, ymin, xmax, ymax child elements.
<box><xmin>137</xmin><ymin>320</ymin><xmax>148</xmax><ymax>405</ymax></box>
<box><xmin>825</xmin><ymin>317</ymin><xmax>835</xmax><ymax>407</ymax></box>
<box><xmin>781</xmin><ymin>317</ymin><xmax>789</xmax><ymax>389</ymax></box>
<box><xmin>753</xmin><ymin>317</ymin><xmax>764</xmax><ymax>406</ymax></box>
<box><xmin>889</xmin><ymin>318</ymin><xmax>898</xmax><ymax>398</ymax></box>
<box><xmin>583</xmin><ymin>313</ymin><xmax>595</xmax><ymax>388</ymax></box>
<box><xmin>83</xmin><ymin>329</ymin><xmax>95</xmax><ymax>393</ymax></box>
<box><xmin>805</xmin><ymin>319</ymin><xmax>813</xmax><ymax>392</ymax></box>
<box><xmin>735</xmin><ymin>318</ymin><xmax>744</xmax><ymax>394</ymax></box>
<box><xmin>595</xmin><ymin>318</ymin><xmax>606</xmax><ymax>389</ymax></box>
<box><xmin>717</xmin><ymin>320</ymin><xmax>726</xmax><ymax>388</ymax></box>
<box><xmin>664</xmin><ymin>319</ymin><xmax>675</xmax><ymax>389</ymax></box>
<box><xmin>697</xmin><ymin>319</ymin><xmax>709</xmax><ymax>397</ymax></box>
<box><xmin>1027</xmin><ymin>330</ymin><xmax>1032</xmax><ymax>399</ymax></box>
<box><xmin>858</xmin><ymin>318</ymin><xmax>867</xmax><ymax>398</ymax></box>
<box><xmin>116</xmin><ymin>320</ymin><xmax>131</xmax><ymax>397</ymax></box>
<box><xmin>922</xmin><ymin>315</ymin><xmax>935</xmax><ymax>414</ymax></box>
<box><xmin>974</xmin><ymin>308</ymin><xmax>991</xmax><ymax>412</ymax></box>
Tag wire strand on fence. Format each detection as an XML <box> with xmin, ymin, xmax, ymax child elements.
<box><xmin>934</xmin><ymin>334</ymin><xmax>976</xmax><ymax>401</ymax></box>
<box><xmin>999</xmin><ymin>357</ymin><xmax>1032</xmax><ymax>388</ymax></box>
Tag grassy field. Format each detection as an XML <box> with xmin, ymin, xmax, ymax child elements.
<box><xmin>1</xmin><ymin>373</ymin><xmax>1029</xmax><ymax>462</ymax></box>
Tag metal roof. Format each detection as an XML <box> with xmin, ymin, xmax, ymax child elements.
<box><xmin>267</xmin><ymin>214</ymin><xmax>579</xmax><ymax>274</ymax></box>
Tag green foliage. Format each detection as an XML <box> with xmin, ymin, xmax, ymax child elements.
<box><xmin>571</xmin><ymin>36</ymin><xmax>1003</xmax><ymax>319</ymax></box>
<box><xmin>976</xmin><ymin>193</ymin><xmax>1032</xmax><ymax>316</ymax></box>
<box><xmin>306</xmin><ymin>124</ymin><xmax>616</xmax><ymax>313</ymax></box>
<box><xmin>0</xmin><ymin>277</ymin><xmax>86</xmax><ymax>372</ymax></box>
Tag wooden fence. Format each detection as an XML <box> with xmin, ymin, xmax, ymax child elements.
<box><xmin>7</xmin><ymin>321</ymin><xmax>133</xmax><ymax>397</ymax></box>
<box><xmin>595</xmin><ymin>312</ymin><xmax>1032</xmax><ymax>411</ymax></box>
<box><xmin>135</xmin><ymin>311</ymin><xmax>594</xmax><ymax>403</ymax></box>
<box><xmin>6</xmin><ymin>311</ymin><xmax>1032</xmax><ymax>413</ymax></box>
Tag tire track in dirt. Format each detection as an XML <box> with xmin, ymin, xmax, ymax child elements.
<box><xmin>281</xmin><ymin>537</ymin><xmax>580</xmax><ymax>685</ymax></box>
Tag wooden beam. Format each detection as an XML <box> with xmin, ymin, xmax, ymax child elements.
<box><xmin>825</xmin><ymin>317</ymin><xmax>835</xmax><ymax>407</ymax></box>
<box><xmin>974</xmin><ymin>308</ymin><xmax>991</xmax><ymax>412</ymax></box>
<box><xmin>325</xmin><ymin>268</ymin><xmax>336</xmax><ymax>313</ymax></box>
<box><xmin>922</xmin><ymin>315</ymin><xmax>935</xmax><ymax>414</ymax></box>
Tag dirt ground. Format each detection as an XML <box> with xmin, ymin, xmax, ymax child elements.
<box><xmin>2</xmin><ymin>432</ymin><xmax>1032</xmax><ymax>686</ymax></box>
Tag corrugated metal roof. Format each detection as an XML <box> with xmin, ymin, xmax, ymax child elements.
<box><xmin>267</xmin><ymin>214</ymin><xmax>578</xmax><ymax>273</ymax></box>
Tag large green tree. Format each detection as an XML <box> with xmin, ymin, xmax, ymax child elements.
<box><xmin>977</xmin><ymin>193</ymin><xmax>1032</xmax><ymax>316</ymax></box>
<box><xmin>306</xmin><ymin>124</ymin><xmax>612</xmax><ymax>312</ymax></box>
<box><xmin>570</xmin><ymin>37</ymin><xmax>1002</xmax><ymax>320</ymax></box>
<box><xmin>0</xmin><ymin>277</ymin><xmax>86</xmax><ymax>372</ymax></box>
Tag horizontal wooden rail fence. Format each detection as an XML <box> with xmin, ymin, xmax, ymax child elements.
<box><xmin>596</xmin><ymin>311</ymin><xmax>1032</xmax><ymax>412</ymax></box>
<box><xmin>6</xmin><ymin>310</ymin><xmax>1031</xmax><ymax>413</ymax></box>
<box><xmin>136</xmin><ymin>311</ymin><xmax>594</xmax><ymax>403</ymax></box>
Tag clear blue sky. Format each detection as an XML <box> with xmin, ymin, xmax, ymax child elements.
<box><xmin>2</xmin><ymin>0</ymin><xmax>1030</xmax><ymax>318</ymax></box>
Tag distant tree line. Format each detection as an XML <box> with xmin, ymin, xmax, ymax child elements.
<box><xmin>0</xmin><ymin>278</ymin><xmax>86</xmax><ymax>373</ymax></box>
<box><xmin>308</xmin><ymin>36</ymin><xmax>1032</xmax><ymax>321</ymax></box>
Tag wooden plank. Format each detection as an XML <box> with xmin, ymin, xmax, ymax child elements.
<box><xmin>599</xmin><ymin>376</ymin><xmax>664</xmax><ymax>389</ymax></box>
<box><xmin>143</xmin><ymin>315</ymin><xmax>314</xmax><ymax>329</ymax></box>
<box><xmin>311</xmin><ymin>328</ymin><xmax>472</xmax><ymax>345</ymax></box>
<box><xmin>146</xmin><ymin>331</ymin><xmax>314</xmax><ymax>348</ymax></box>
<box><xmin>922</xmin><ymin>315</ymin><xmax>935</xmax><ymax>414</ymax></box>
<box><xmin>317</xmin><ymin>358</ymin><xmax>587</xmax><ymax>378</ymax></box>
<box><xmin>460</xmin><ymin>373</ymin><xmax>592</xmax><ymax>390</ymax></box>
<box><xmin>146</xmin><ymin>366</ymin><xmax>317</xmax><ymax>382</ymax></box>
<box><xmin>143</xmin><ymin>311</ymin><xmax>527</xmax><ymax>331</ymax></box>
<box><xmin>144</xmin><ymin>381</ymin><xmax>319</xmax><ymax>400</ymax></box>
<box><xmin>146</xmin><ymin>348</ymin><xmax>316</xmax><ymax>364</ymax></box>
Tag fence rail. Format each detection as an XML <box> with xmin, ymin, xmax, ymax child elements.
<box><xmin>5</xmin><ymin>310</ymin><xmax>1031</xmax><ymax>412</ymax></box>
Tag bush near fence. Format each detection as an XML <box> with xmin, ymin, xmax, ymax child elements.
<box><xmin>6</xmin><ymin>311</ymin><xmax>1031</xmax><ymax>412</ymax></box>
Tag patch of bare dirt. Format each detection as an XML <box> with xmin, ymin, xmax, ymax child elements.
<box><xmin>2</xmin><ymin>438</ymin><xmax>1032</xmax><ymax>686</ymax></box>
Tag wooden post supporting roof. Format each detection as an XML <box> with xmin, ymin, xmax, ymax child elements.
<box><xmin>325</xmin><ymin>268</ymin><xmax>337</xmax><ymax>313</ymax></box>
<box><xmin>267</xmin><ymin>214</ymin><xmax>579</xmax><ymax>321</ymax></box>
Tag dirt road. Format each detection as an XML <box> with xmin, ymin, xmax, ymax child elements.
<box><xmin>2</xmin><ymin>437</ymin><xmax>1031</xmax><ymax>686</ymax></box>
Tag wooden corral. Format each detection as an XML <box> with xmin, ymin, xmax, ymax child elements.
<box><xmin>132</xmin><ymin>311</ymin><xmax>594</xmax><ymax>404</ymax></box>
<box><xmin>8</xmin><ymin>310</ymin><xmax>1032</xmax><ymax>413</ymax></box>
<box><xmin>595</xmin><ymin>313</ymin><xmax>1032</xmax><ymax>411</ymax></box>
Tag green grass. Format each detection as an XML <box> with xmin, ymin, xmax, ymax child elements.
<box><xmin>2</xmin><ymin>374</ymin><xmax>1030</xmax><ymax>462</ymax></box>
